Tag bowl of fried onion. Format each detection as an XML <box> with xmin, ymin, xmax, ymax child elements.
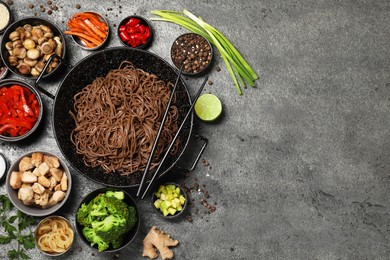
<box><xmin>35</xmin><ymin>215</ymin><xmax>74</xmax><ymax>256</ymax></box>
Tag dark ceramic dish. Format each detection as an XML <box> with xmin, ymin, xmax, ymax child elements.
<box><xmin>0</xmin><ymin>17</ymin><xmax>66</xmax><ymax>79</ymax></box>
<box><xmin>0</xmin><ymin>79</ymin><xmax>43</xmax><ymax>142</ymax></box>
<box><xmin>53</xmin><ymin>47</ymin><xmax>193</xmax><ymax>187</ymax></box>
<box><xmin>152</xmin><ymin>182</ymin><xmax>188</xmax><ymax>219</ymax></box>
<box><xmin>170</xmin><ymin>33</ymin><xmax>213</xmax><ymax>76</ymax></box>
<box><xmin>117</xmin><ymin>15</ymin><xmax>154</xmax><ymax>49</ymax></box>
<box><xmin>75</xmin><ymin>188</ymin><xmax>140</xmax><ymax>253</ymax></box>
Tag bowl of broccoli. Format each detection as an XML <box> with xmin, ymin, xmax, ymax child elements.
<box><xmin>75</xmin><ymin>188</ymin><xmax>140</xmax><ymax>252</ymax></box>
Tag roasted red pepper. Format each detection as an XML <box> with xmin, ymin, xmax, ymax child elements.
<box><xmin>0</xmin><ymin>84</ymin><xmax>40</xmax><ymax>137</ymax></box>
<box><xmin>119</xmin><ymin>17</ymin><xmax>150</xmax><ymax>48</ymax></box>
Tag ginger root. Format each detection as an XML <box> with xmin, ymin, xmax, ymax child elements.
<box><xmin>142</xmin><ymin>226</ymin><xmax>179</xmax><ymax>260</ymax></box>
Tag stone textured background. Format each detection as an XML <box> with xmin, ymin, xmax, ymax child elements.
<box><xmin>1</xmin><ymin>0</ymin><xmax>390</xmax><ymax>259</ymax></box>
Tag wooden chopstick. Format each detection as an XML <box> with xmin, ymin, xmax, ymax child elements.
<box><xmin>136</xmin><ymin>64</ymin><xmax>184</xmax><ymax>197</ymax></box>
<box><xmin>140</xmin><ymin>76</ymin><xmax>209</xmax><ymax>199</ymax></box>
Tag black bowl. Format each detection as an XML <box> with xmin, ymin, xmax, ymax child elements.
<box><xmin>0</xmin><ymin>17</ymin><xmax>66</xmax><ymax>79</ymax></box>
<box><xmin>75</xmin><ymin>188</ymin><xmax>140</xmax><ymax>253</ymax></box>
<box><xmin>0</xmin><ymin>79</ymin><xmax>43</xmax><ymax>142</ymax></box>
<box><xmin>170</xmin><ymin>33</ymin><xmax>213</xmax><ymax>76</ymax></box>
<box><xmin>152</xmin><ymin>182</ymin><xmax>188</xmax><ymax>219</ymax></box>
<box><xmin>117</xmin><ymin>15</ymin><xmax>154</xmax><ymax>49</ymax></box>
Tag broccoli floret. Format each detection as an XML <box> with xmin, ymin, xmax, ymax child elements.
<box><xmin>105</xmin><ymin>191</ymin><xmax>125</xmax><ymax>200</ymax></box>
<box><xmin>77</xmin><ymin>203</ymin><xmax>93</xmax><ymax>226</ymax></box>
<box><xmin>126</xmin><ymin>206</ymin><xmax>137</xmax><ymax>232</ymax></box>
<box><xmin>103</xmin><ymin>196</ymin><xmax>129</xmax><ymax>217</ymax></box>
<box><xmin>82</xmin><ymin>227</ymin><xmax>109</xmax><ymax>252</ymax></box>
<box><xmin>91</xmin><ymin>215</ymin><xmax>126</xmax><ymax>231</ymax></box>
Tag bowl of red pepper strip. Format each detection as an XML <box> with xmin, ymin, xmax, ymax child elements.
<box><xmin>118</xmin><ymin>15</ymin><xmax>153</xmax><ymax>49</ymax></box>
<box><xmin>0</xmin><ymin>79</ymin><xmax>42</xmax><ymax>142</ymax></box>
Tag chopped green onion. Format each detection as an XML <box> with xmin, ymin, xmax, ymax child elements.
<box><xmin>150</xmin><ymin>9</ymin><xmax>259</xmax><ymax>95</ymax></box>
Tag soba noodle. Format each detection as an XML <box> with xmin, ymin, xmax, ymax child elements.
<box><xmin>70</xmin><ymin>61</ymin><xmax>179</xmax><ymax>175</ymax></box>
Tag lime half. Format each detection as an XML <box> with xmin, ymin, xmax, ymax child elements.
<box><xmin>194</xmin><ymin>93</ymin><xmax>222</xmax><ymax>122</ymax></box>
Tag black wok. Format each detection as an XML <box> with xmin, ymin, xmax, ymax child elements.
<box><xmin>53</xmin><ymin>47</ymin><xmax>194</xmax><ymax>187</ymax></box>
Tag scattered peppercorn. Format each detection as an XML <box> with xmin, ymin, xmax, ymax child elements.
<box><xmin>171</xmin><ymin>33</ymin><xmax>213</xmax><ymax>74</ymax></box>
<box><xmin>6</xmin><ymin>0</ymin><xmax>13</xmax><ymax>5</ymax></box>
<box><xmin>40</xmin><ymin>7</ymin><xmax>45</xmax><ymax>12</ymax></box>
<box><xmin>208</xmin><ymin>80</ymin><xmax>213</xmax><ymax>85</ymax></box>
<box><xmin>186</xmin><ymin>216</ymin><xmax>193</xmax><ymax>223</ymax></box>
<box><xmin>77</xmin><ymin>247</ymin><xmax>82</xmax><ymax>252</ymax></box>
<box><xmin>216</xmin><ymin>66</ymin><xmax>221</xmax><ymax>72</ymax></box>
<box><xmin>75</xmin><ymin>4</ymin><xmax>81</xmax><ymax>9</ymax></box>
<box><xmin>52</xmin><ymin>5</ymin><xmax>58</xmax><ymax>11</ymax></box>
<box><xmin>47</xmin><ymin>0</ymin><xmax>52</xmax><ymax>5</ymax></box>
<box><xmin>28</xmin><ymin>3</ymin><xmax>34</xmax><ymax>9</ymax></box>
<box><xmin>47</xmin><ymin>9</ymin><xmax>52</xmax><ymax>15</ymax></box>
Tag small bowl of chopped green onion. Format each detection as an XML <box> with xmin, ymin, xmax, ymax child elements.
<box><xmin>152</xmin><ymin>182</ymin><xmax>187</xmax><ymax>219</ymax></box>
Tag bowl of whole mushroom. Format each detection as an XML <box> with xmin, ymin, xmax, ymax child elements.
<box><xmin>0</xmin><ymin>17</ymin><xmax>66</xmax><ymax>79</ymax></box>
<box><xmin>6</xmin><ymin>151</ymin><xmax>72</xmax><ymax>217</ymax></box>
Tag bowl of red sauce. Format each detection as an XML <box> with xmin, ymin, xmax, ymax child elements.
<box><xmin>117</xmin><ymin>15</ymin><xmax>153</xmax><ymax>49</ymax></box>
<box><xmin>0</xmin><ymin>79</ymin><xmax>42</xmax><ymax>142</ymax></box>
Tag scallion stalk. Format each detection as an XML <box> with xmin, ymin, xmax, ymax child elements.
<box><xmin>150</xmin><ymin>9</ymin><xmax>259</xmax><ymax>95</ymax></box>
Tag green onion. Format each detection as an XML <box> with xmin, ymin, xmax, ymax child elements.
<box><xmin>150</xmin><ymin>9</ymin><xmax>259</xmax><ymax>95</ymax></box>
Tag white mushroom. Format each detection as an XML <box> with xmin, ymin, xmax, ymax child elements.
<box><xmin>27</xmin><ymin>49</ymin><xmax>40</xmax><ymax>60</ymax></box>
<box><xmin>23</xmin><ymin>39</ymin><xmax>36</xmax><ymax>50</ymax></box>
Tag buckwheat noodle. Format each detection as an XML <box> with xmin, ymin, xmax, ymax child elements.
<box><xmin>70</xmin><ymin>61</ymin><xmax>179</xmax><ymax>175</ymax></box>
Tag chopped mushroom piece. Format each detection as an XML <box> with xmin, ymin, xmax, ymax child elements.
<box><xmin>19</xmin><ymin>157</ymin><xmax>34</xmax><ymax>172</ymax></box>
<box><xmin>10</xmin><ymin>171</ymin><xmax>22</xmax><ymax>189</ymax></box>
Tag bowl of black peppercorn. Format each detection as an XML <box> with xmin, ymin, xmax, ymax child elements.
<box><xmin>170</xmin><ymin>33</ymin><xmax>213</xmax><ymax>76</ymax></box>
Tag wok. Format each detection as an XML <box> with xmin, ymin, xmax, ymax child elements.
<box><xmin>53</xmin><ymin>47</ymin><xmax>199</xmax><ymax>187</ymax></box>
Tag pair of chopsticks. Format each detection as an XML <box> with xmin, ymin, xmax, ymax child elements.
<box><xmin>136</xmin><ymin>68</ymin><xmax>208</xmax><ymax>199</ymax></box>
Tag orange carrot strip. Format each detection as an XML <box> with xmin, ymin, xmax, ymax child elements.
<box><xmin>79</xmin><ymin>37</ymin><xmax>95</xmax><ymax>48</ymax></box>
<box><xmin>88</xmin><ymin>17</ymin><xmax>108</xmax><ymax>31</ymax></box>
<box><xmin>73</xmin><ymin>13</ymin><xmax>108</xmax><ymax>30</ymax></box>
<box><xmin>76</xmin><ymin>20</ymin><xmax>103</xmax><ymax>41</ymax></box>
<box><xmin>83</xmin><ymin>19</ymin><xmax>107</xmax><ymax>39</ymax></box>
<box><xmin>64</xmin><ymin>31</ymin><xmax>102</xmax><ymax>46</ymax></box>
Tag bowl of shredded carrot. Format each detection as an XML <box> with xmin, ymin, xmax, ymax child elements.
<box><xmin>65</xmin><ymin>12</ymin><xmax>109</xmax><ymax>50</ymax></box>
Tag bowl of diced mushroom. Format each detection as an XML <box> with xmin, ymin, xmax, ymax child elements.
<box><xmin>6</xmin><ymin>151</ymin><xmax>72</xmax><ymax>217</ymax></box>
<box><xmin>0</xmin><ymin>17</ymin><xmax>66</xmax><ymax>79</ymax></box>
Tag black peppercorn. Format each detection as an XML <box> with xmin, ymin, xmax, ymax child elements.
<box><xmin>171</xmin><ymin>33</ymin><xmax>213</xmax><ymax>74</ymax></box>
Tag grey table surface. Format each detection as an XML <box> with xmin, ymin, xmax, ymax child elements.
<box><xmin>1</xmin><ymin>0</ymin><xmax>390</xmax><ymax>259</ymax></box>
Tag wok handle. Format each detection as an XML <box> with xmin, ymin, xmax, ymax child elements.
<box><xmin>180</xmin><ymin>135</ymin><xmax>208</xmax><ymax>173</ymax></box>
<box><xmin>34</xmin><ymin>54</ymin><xmax>71</xmax><ymax>100</ymax></box>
